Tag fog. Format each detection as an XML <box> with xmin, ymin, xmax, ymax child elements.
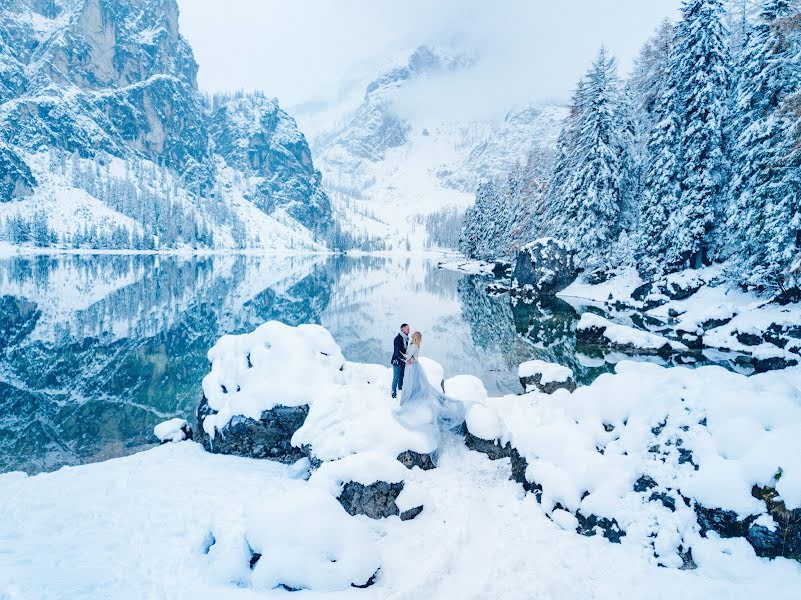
<box><xmin>179</xmin><ymin>0</ymin><xmax>683</xmax><ymax>122</ymax></box>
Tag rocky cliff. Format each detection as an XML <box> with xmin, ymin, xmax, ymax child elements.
<box><xmin>0</xmin><ymin>0</ymin><xmax>331</xmax><ymax>248</ymax></box>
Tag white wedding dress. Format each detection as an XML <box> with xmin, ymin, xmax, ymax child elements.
<box><xmin>394</xmin><ymin>342</ymin><xmax>465</xmax><ymax>456</ymax></box>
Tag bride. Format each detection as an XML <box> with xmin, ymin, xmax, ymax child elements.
<box><xmin>394</xmin><ymin>331</ymin><xmax>466</xmax><ymax>455</ymax></box>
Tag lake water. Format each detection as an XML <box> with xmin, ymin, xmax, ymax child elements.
<box><xmin>0</xmin><ymin>254</ymin><xmax>742</xmax><ymax>474</ymax></box>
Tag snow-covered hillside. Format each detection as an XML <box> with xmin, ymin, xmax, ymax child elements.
<box><xmin>298</xmin><ymin>46</ymin><xmax>567</xmax><ymax>251</ymax></box>
<box><xmin>0</xmin><ymin>0</ymin><xmax>330</xmax><ymax>251</ymax></box>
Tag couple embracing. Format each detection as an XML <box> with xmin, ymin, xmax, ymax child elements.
<box><xmin>390</xmin><ymin>324</ymin><xmax>465</xmax><ymax>454</ymax></box>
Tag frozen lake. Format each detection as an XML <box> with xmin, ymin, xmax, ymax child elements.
<box><xmin>0</xmin><ymin>253</ymin><xmax>744</xmax><ymax>474</ymax></box>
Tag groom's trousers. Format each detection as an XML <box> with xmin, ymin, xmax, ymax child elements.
<box><xmin>391</xmin><ymin>363</ymin><xmax>405</xmax><ymax>397</ymax></box>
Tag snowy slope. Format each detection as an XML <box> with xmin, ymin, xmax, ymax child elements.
<box><xmin>299</xmin><ymin>46</ymin><xmax>567</xmax><ymax>250</ymax></box>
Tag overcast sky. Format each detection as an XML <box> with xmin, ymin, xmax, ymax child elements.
<box><xmin>178</xmin><ymin>0</ymin><xmax>683</xmax><ymax>119</ymax></box>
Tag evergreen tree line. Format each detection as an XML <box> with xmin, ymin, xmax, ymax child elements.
<box><xmin>7</xmin><ymin>151</ymin><xmax>253</xmax><ymax>250</ymax></box>
<box><xmin>461</xmin><ymin>0</ymin><xmax>801</xmax><ymax>292</ymax></box>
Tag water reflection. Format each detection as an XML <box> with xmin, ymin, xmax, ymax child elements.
<box><xmin>0</xmin><ymin>254</ymin><xmax>746</xmax><ymax>474</ymax></box>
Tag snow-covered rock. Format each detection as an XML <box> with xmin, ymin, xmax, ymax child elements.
<box><xmin>577</xmin><ymin>313</ymin><xmax>687</xmax><ymax>356</ymax></box>
<box><xmin>463</xmin><ymin>360</ymin><xmax>801</xmax><ymax>565</ymax></box>
<box><xmin>153</xmin><ymin>418</ymin><xmax>192</xmax><ymax>443</ymax></box>
<box><xmin>511</xmin><ymin>238</ymin><xmax>578</xmax><ymax>296</ymax></box>
<box><xmin>518</xmin><ymin>360</ymin><xmax>576</xmax><ymax>394</ymax></box>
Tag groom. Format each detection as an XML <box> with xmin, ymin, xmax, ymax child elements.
<box><xmin>391</xmin><ymin>323</ymin><xmax>410</xmax><ymax>399</ymax></box>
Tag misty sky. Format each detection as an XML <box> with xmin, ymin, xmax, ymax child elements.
<box><xmin>178</xmin><ymin>0</ymin><xmax>683</xmax><ymax>119</ymax></box>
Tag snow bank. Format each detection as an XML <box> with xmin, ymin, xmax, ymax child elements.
<box><xmin>244</xmin><ymin>492</ymin><xmax>379</xmax><ymax>591</ymax></box>
<box><xmin>464</xmin><ymin>361</ymin><xmax>801</xmax><ymax>567</ymax></box>
<box><xmin>308</xmin><ymin>451</ymin><xmax>409</xmax><ymax>497</ymax></box>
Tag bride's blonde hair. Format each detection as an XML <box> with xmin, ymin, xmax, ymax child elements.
<box><xmin>411</xmin><ymin>331</ymin><xmax>422</xmax><ymax>346</ymax></box>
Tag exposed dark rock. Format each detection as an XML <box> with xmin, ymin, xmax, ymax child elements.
<box><xmin>649</xmin><ymin>491</ymin><xmax>676</xmax><ymax>512</ymax></box>
<box><xmin>519</xmin><ymin>372</ymin><xmax>577</xmax><ymax>395</ymax></box>
<box><xmin>748</xmin><ymin>485</ymin><xmax>801</xmax><ymax>561</ymax></box>
<box><xmin>695</xmin><ymin>505</ymin><xmax>752</xmax><ymax>538</ymax></box>
<box><xmin>351</xmin><ymin>570</ymin><xmax>379</xmax><ymax>589</ymax></box>
<box><xmin>752</xmin><ymin>355</ymin><xmax>799</xmax><ymax>373</ymax></box>
<box><xmin>631</xmin><ymin>282</ymin><xmax>653</xmax><ymax>302</ymax></box>
<box><xmin>396</xmin><ymin>449</ymin><xmax>436</xmax><ymax>471</ymax></box>
<box><xmin>464</xmin><ymin>431</ymin><xmax>512</xmax><ymax>461</ymax></box>
<box><xmin>656</xmin><ymin>278</ymin><xmax>705</xmax><ymax>301</ymax></box>
<box><xmin>511</xmin><ymin>238</ymin><xmax>578</xmax><ymax>296</ymax></box>
<box><xmin>492</xmin><ymin>262</ymin><xmax>512</xmax><ymax>278</ymax></box>
<box><xmin>736</xmin><ymin>331</ymin><xmax>763</xmax><ymax>346</ymax></box>
<box><xmin>400</xmin><ymin>505</ymin><xmax>424</xmax><ymax>521</ymax></box>
<box><xmin>575</xmin><ymin>512</ymin><xmax>626</xmax><ymax>543</ymax></box>
<box><xmin>676</xmin><ymin>329</ymin><xmax>704</xmax><ymax>350</ymax></box>
<box><xmin>634</xmin><ymin>475</ymin><xmax>658</xmax><ymax>493</ymax></box>
<box><xmin>196</xmin><ymin>395</ymin><xmax>308</xmax><ymax>463</ymax></box>
<box><xmin>337</xmin><ymin>480</ymin><xmax>422</xmax><ymax>521</ymax></box>
<box><xmin>585</xmin><ymin>269</ymin><xmax>610</xmax><ymax>285</ymax></box>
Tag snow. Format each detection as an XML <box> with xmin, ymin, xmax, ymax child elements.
<box><xmin>578</xmin><ymin>313</ymin><xmax>687</xmax><ymax>352</ymax></box>
<box><xmin>4</xmin><ymin>432</ymin><xmax>801</xmax><ymax>598</ymax></box>
<box><xmin>243</xmin><ymin>492</ymin><xmax>379</xmax><ymax>591</ymax></box>
<box><xmin>518</xmin><ymin>359</ymin><xmax>573</xmax><ymax>384</ymax></box>
<box><xmin>558</xmin><ymin>266</ymin><xmax>645</xmax><ymax>305</ymax></box>
<box><xmin>201</xmin><ymin>321</ymin><xmax>345</xmax><ymax>437</ymax></box>
<box><xmin>153</xmin><ymin>418</ymin><xmax>189</xmax><ymax>443</ymax></box>
<box><xmin>437</xmin><ymin>258</ymin><xmax>497</xmax><ymax>275</ymax></box>
<box><xmin>5</xmin><ymin>317</ymin><xmax>801</xmax><ymax>597</ymax></box>
<box><xmin>465</xmin><ymin>359</ymin><xmax>801</xmax><ymax>566</ymax></box>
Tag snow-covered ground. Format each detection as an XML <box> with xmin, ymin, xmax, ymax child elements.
<box><xmin>3</xmin><ymin>322</ymin><xmax>801</xmax><ymax>598</ymax></box>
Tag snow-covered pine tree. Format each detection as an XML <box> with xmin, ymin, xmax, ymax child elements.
<box><xmin>544</xmin><ymin>48</ymin><xmax>632</xmax><ymax>269</ymax></box>
<box><xmin>664</xmin><ymin>0</ymin><xmax>730</xmax><ymax>270</ymax></box>
<box><xmin>635</xmin><ymin>22</ymin><xmax>683</xmax><ymax>276</ymax></box>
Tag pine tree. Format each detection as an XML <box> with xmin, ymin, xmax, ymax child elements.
<box><xmin>545</xmin><ymin>48</ymin><xmax>632</xmax><ymax>268</ymax></box>
<box><xmin>636</xmin><ymin>24</ymin><xmax>683</xmax><ymax>276</ymax></box>
<box><xmin>726</xmin><ymin>0</ymin><xmax>801</xmax><ymax>289</ymax></box>
<box><xmin>664</xmin><ymin>0</ymin><xmax>730</xmax><ymax>269</ymax></box>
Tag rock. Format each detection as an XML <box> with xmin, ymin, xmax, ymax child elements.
<box><xmin>511</xmin><ymin>238</ymin><xmax>578</xmax><ymax>296</ymax></box>
<box><xmin>396</xmin><ymin>450</ymin><xmax>436</xmax><ymax>471</ymax></box>
<box><xmin>748</xmin><ymin>485</ymin><xmax>801</xmax><ymax>561</ymax></box>
<box><xmin>492</xmin><ymin>262</ymin><xmax>512</xmax><ymax>278</ymax></box>
<box><xmin>575</xmin><ymin>512</ymin><xmax>626</xmax><ymax>543</ymax></box>
<box><xmin>752</xmin><ymin>355</ymin><xmax>799</xmax><ymax>373</ymax></box>
<box><xmin>519</xmin><ymin>372</ymin><xmax>577</xmax><ymax>395</ymax></box>
<box><xmin>464</xmin><ymin>431</ymin><xmax>512</xmax><ymax>461</ymax></box>
<box><xmin>0</xmin><ymin>143</ymin><xmax>36</xmax><ymax>200</ymax></box>
<box><xmin>337</xmin><ymin>480</ymin><xmax>422</xmax><ymax>521</ymax></box>
<box><xmin>735</xmin><ymin>331</ymin><xmax>763</xmax><ymax>346</ymax></box>
<box><xmin>518</xmin><ymin>359</ymin><xmax>576</xmax><ymax>394</ymax></box>
<box><xmin>676</xmin><ymin>329</ymin><xmax>704</xmax><ymax>350</ymax></box>
<box><xmin>633</xmin><ymin>475</ymin><xmax>657</xmax><ymax>493</ymax></box>
<box><xmin>195</xmin><ymin>394</ymin><xmax>309</xmax><ymax>463</ymax></box>
<box><xmin>153</xmin><ymin>418</ymin><xmax>193</xmax><ymax>444</ymax></box>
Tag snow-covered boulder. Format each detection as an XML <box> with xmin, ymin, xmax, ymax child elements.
<box><xmin>153</xmin><ymin>418</ymin><xmax>192</xmax><ymax>444</ymax></box>
<box><xmin>462</xmin><ymin>361</ymin><xmax>801</xmax><ymax>566</ymax></box>
<box><xmin>518</xmin><ymin>360</ymin><xmax>576</xmax><ymax>394</ymax></box>
<box><xmin>309</xmin><ymin>452</ymin><xmax>424</xmax><ymax>521</ymax></box>
<box><xmin>196</xmin><ymin>321</ymin><xmax>345</xmax><ymax>463</ymax></box>
<box><xmin>511</xmin><ymin>238</ymin><xmax>578</xmax><ymax>295</ymax></box>
<box><xmin>576</xmin><ymin>313</ymin><xmax>686</xmax><ymax>357</ymax></box>
<box><xmin>196</xmin><ymin>322</ymin><xmax>447</xmax><ymax>468</ymax></box>
<box><xmin>235</xmin><ymin>492</ymin><xmax>380</xmax><ymax>591</ymax></box>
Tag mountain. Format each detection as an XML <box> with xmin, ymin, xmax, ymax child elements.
<box><xmin>0</xmin><ymin>0</ymin><xmax>331</xmax><ymax>250</ymax></box>
<box><xmin>298</xmin><ymin>46</ymin><xmax>567</xmax><ymax>251</ymax></box>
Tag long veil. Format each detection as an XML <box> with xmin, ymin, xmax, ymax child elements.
<box><xmin>395</xmin><ymin>360</ymin><xmax>465</xmax><ymax>458</ymax></box>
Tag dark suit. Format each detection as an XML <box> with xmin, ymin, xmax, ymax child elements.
<box><xmin>391</xmin><ymin>332</ymin><xmax>408</xmax><ymax>397</ymax></box>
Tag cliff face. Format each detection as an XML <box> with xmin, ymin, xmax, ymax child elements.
<box><xmin>0</xmin><ymin>0</ymin><xmax>331</xmax><ymax>246</ymax></box>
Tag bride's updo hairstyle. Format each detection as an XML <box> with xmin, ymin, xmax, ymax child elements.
<box><xmin>412</xmin><ymin>331</ymin><xmax>422</xmax><ymax>346</ymax></box>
